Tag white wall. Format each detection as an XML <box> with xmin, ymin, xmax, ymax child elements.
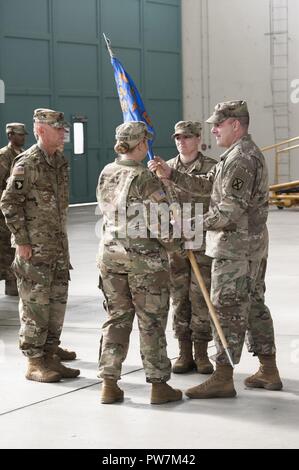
<box><xmin>182</xmin><ymin>0</ymin><xmax>299</xmax><ymax>183</ymax></box>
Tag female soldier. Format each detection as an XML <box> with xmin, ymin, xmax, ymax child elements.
<box><xmin>97</xmin><ymin>121</ymin><xmax>182</xmax><ymax>405</ymax></box>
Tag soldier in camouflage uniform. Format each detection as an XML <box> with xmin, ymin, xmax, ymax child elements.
<box><xmin>166</xmin><ymin>121</ymin><xmax>217</xmax><ymax>374</ymax></box>
<box><xmin>149</xmin><ymin>101</ymin><xmax>282</xmax><ymax>398</ymax></box>
<box><xmin>0</xmin><ymin>123</ymin><xmax>28</xmax><ymax>296</ymax></box>
<box><xmin>97</xmin><ymin>121</ymin><xmax>183</xmax><ymax>405</ymax></box>
<box><xmin>0</xmin><ymin>108</ymin><xmax>80</xmax><ymax>382</ymax></box>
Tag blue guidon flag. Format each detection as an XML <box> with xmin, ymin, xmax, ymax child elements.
<box><xmin>103</xmin><ymin>33</ymin><xmax>155</xmax><ymax>160</ymax></box>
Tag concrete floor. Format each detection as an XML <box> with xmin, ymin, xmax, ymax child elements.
<box><xmin>0</xmin><ymin>205</ymin><xmax>298</xmax><ymax>449</ymax></box>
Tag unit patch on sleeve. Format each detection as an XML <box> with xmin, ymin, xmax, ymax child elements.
<box><xmin>232</xmin><ymin>177</ymin><xmax>244</xmax><ymax>191</ymax></box>
<box><xmin>14</xmin><ymin>179</ymin><xmax>24</xmax><ymax>190</ymax></box>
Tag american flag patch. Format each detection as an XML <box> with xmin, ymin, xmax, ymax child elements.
<box><xmin>12</xmin><ymin>165</ymin><xmax>24</xmax><ymax>176</ymax></box>
<box><xmin>151</xmin><ymin>190</ymin><xmax>166</xmax><ymax>202</ymax></box>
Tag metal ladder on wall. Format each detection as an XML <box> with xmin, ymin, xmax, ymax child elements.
<box><xmin>268</xmin><ymin>0</ymin><xmax>290</xmax><ymax>183</ymax></box>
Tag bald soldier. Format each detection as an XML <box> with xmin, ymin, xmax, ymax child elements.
<box><xmin>0</xmin><ymin>123</ymin><xmax>27</xmax><ymax>295</ymax></box>
<box><xmin>149</xmin><ymin>100</ymin><xmax>282</xmax><ymax>398</ymax></box>
<box><xmin>167</xmin><ymin>121</ymin><xmax>217</xmax><ymax>374</ymax></box>
<box><xmin>1</xmin><ymin>108</ymin><xmax>79</xmax><ymax>382</ymax></box>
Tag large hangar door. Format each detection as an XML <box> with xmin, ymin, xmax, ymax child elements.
<box><xmin>0</xmin><ymin>0</ymin><xmax>182</xmax><ymax>204</ymax></box>
<box><xmin>53</xmin><ymin>0</ymin><xmax>102</xmax><ymax>204</ymax></box>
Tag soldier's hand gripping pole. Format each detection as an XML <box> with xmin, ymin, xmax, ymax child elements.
<box><xmin>187</xmin><ymin>250</ymin><xmax>234</xmax><ymax>368</ymax></box>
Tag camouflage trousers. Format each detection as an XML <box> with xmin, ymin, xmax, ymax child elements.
<box><xmin>246</xmin><ymin>257</ymin><xmax>276</xmax><ymax>356</ymax></box>
<box><xmin>12</xmin><ymin>255</ymin><xmax>69</xmax><ymax>358</ymax></box>
<box><xmin>168</xmin><ymin>251</ymin><xmax>212</xmax><ymax>342</ymax></box>
<box><xmin>0</xmin><ymin>214</ymin><xmax>15</xmax><ymax>281</ymax></box>
<box><xmin>211</xmin><ymin>257</ymin><xmax>276</xmax><ymax>365</ymax></box>
<box><xmin>98</xmin><ymin>267</ymin><xmax>171</xmax><ymax>383</ymax></box>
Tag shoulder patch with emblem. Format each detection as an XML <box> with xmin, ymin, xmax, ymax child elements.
<box><xmin>232</xmin><ymin>177</ymin><xmax>244</xmax><ymax>191</ymax></box>
<box><xmin>227</xmin><ymin>164</ymin><xmax>251</xmax><ymax>196</ymax></box>
<box><xmin>14</xmin><ymin>179</ymin><xmax>24</xmax><ymax>190</ymax></box>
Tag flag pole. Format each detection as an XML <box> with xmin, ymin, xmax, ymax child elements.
<box><xmin>103</xmin><ymin>33</ymin><xmax>114</xmax><ymax>59</ymax></box>
<box><xmin>187</xmin><ymin>250</ymin><xmax>234</xmax><ymax>368</ymax></box>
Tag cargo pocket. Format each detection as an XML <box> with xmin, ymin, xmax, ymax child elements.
<box><xmin>12</xmin><ymin>256</ymin><xmax>50</xmax><ymax>287</ymax></box>
<box><xmin>211</xmin><ymin>259</ymin><xmax>249</xmax><ymax>308</ymax></box>
<box><xmin>145</xmin><ymin>286</ymin><xmax>169</xmax><ymax>314</ymax></box>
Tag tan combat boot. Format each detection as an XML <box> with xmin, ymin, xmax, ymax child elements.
<box><xmin>45</xmin><ymin>354</ymin><xmax>80</xmax><ymax>379</ymax></box>
<box><xmin>101</xmin><ymin>378</ymin><xmax>124</xmax><ymax>404</ymax></box>
<box><xmin>5</xmin><ymin>279</ymin><xmax>18</xmax><ymax>296</ymax></box>
<box><xmin>194</xmin><ymin>341</ymin><xmax>214</xmax><ymax>374</ymax></box>
<box><xmin>244</xmin><ymin>354</ymin><xmax>282</xmax><ymax>390</ymax></box>
<box><xmin>185</xmin><ymin>364</ymin><xmax>236</xmax><ymax>399</ymax></box>
<box><xmin>26</xmin><ymin>357</ymin><xmax>62</xmax><ymax>383</ymax></box>
<box><xmin>151</xmin><ymin>382</ymin><xmax>183</xmax><ymax>405</ymax></box>
<box><xmin>172</xmin><ymin>340</ymin><xmax>195</xmax><ymax>374</ymax></box>
<box><xmin>56</xmin><ymin>346</ymin><xmax>77</xmax><ymax>361</ymax></box>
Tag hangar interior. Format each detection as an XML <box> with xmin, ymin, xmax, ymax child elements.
<box><xmin>0</xmin><ymin>0</ymin><xmax>299</xmax><ymax>450</ymax></box>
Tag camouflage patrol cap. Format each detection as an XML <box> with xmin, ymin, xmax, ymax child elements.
<box><xmin>115</xmin><ymin>121</ymin><xmax>153</xmax><ymax>148</ymax></box>
<box><xmin>6</xmin><ymin>122</ymin><xmax>28</xmax><ymax>135</ymax></box>
<box><xmin>33</xmin><ymin>108</ymin><xmax>70</xmax><ymax>129</ymax></box>
<box><xmin>206</xmin><ymin>100</ymin><xmax>249</xmax><ymax>124</ymax></box>
<box><xmin>172</xmin><ymin>121</ymin><xmax>202</xmax><ymax>138</ymax></box>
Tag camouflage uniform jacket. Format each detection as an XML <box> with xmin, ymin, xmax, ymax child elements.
<box><xmin>0</xmin><ymin>144</ymin><xmax>22</xmax><ymax>199</ymax></box>
<box><xmin>167</xmin><ymin>152</ymin><xmax>217</xmax><ymax>253</ymax></box>
<box><xmin>171</xmin><ymin>135</ymin><xmax>269</xmax><ymax>260</ymax></box>
<box><xmin>0</xmin><ymin>144</ymin><xmax>70</xmax><ymax>266</ymax></box>
<box><xmin>97</xmin><ymin>158</ymin><xmax>181</xmax><ymax>274</ymax></box>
